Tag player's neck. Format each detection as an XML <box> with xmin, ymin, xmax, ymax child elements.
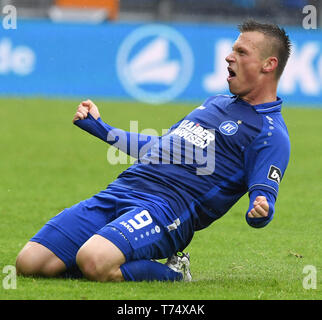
<box><xmin>240</xmin><ymin>81</ymin><xmax>278</xmax><ymax>106</ymax></box>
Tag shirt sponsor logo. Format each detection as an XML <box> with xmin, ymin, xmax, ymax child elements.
<box><xmin>219</xmin><ymin>121</ymin><xmax>239</xmax><ymax>136</ymax></box>
<box><xmin>171</xmin><ymin>119</ymin><xmax>215</xmax><ymax>149</ymax></box>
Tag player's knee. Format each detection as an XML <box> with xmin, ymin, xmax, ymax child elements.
<box><xmin>16</xmin><ymin>249</ymin><xmax>41</xmax><ymax>276</ymax></box>
<box><xmin>76</xmin><ymin>247</ymin><xmax>119</xmax><ymax>282</ymax></box>
<box><xmin>76</xmin><ymin>249</ymin><xmax>102</xmax><ymax>281</ymax></box>
<box><xmin>16</xmin><ymin>243</ymin><xmax>65</xmax><ymax>277</ymax></box>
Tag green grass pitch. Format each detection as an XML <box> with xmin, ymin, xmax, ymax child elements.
<box><xmin>0</xmin><ymin>97</ymin><xmax>321</xmax><ymax>300</ymax></box>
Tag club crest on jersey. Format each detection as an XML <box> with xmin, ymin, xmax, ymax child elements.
<box><xmin>171</xmin><ymin>120</ymin><xmax>215</xmax><ymax>149</ymax></box>
<box><xmin>219</xmin><ymin>121</ymin><xmax>239</xmax><ymax>136</ymax></box>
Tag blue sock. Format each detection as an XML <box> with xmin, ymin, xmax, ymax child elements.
<box><xmin>120</xmin><ymin>259</ymin><xmax>183</xmax><ymax>282</ymax></box>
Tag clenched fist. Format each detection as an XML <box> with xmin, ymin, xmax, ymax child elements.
<box><xmin>72</xmin><ymin>99</ymin><xmax>101</xmax><ymax>123</ymax></box>
<box><xmin>247</xmin><ymin>196</ymin><xmax>269</xmax><ymax>218</ymax></box>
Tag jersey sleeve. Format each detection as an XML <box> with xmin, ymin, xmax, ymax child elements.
<box><xmin>244</xmin><ymin>115</ymin><xmax>290</xmax><ymax>197</ymax></box>
<box><xmin>74</xmin><ymin>114</ymin><xmax>159</xmax><ymax>158</ymax></box>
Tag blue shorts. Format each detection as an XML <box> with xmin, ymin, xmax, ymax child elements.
<box><xmin>30</xmin><ymin>185</ymin><xmax>194</xmax><ymax>269</ymax></box>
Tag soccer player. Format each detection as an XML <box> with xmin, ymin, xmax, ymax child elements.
<box><xmin>16</xmin><ymin>20</ymin><xmax>291</xmax><ymax>282</ymax></box>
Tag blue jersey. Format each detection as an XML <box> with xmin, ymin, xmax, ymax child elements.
<box><xmin>75</xmin><ymin>95</ymin><xmax>290</xmax><ymax>230</ymax></box>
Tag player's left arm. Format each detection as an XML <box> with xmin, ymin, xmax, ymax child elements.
<box><xmin>244</xmin><ymin>115</ymin><xmax>290</xmax><ymax>228</ymax></box>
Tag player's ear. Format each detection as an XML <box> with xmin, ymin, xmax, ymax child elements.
<box><xmin>262</xmin><ymin>56</ymin><xmax>278</xmax><ymax>74</ymax></box>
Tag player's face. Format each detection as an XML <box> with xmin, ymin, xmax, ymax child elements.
<box><xmin>225</xmin><ymin>31</ymin><xmax>266</xmax><ymax>98</ymax></box>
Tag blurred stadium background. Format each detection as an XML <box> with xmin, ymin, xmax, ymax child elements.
<box><xmin>0</xmin><ymin>0</ymin><xmax>321</xmax><ymax>105</ymax></box>
<box><xmin>1</xmin><ymin>0</ymin><xmax>321</xmax><ymax>24</ymax></box>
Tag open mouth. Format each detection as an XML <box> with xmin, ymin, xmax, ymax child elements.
<box><xmin>227</xmin><ymin>67</ymin><xmax>236</xmax><ymax>81</ymax></box>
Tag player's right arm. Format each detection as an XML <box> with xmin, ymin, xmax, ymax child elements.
<box><xmin>72</xmin><ymin>99</ymin><xmax>159</xmax><ymax>159</ymax></box>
